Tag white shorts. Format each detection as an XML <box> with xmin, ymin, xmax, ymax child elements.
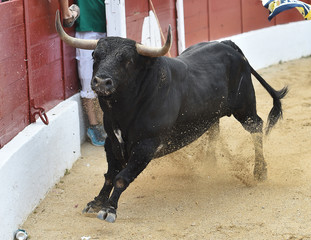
<box><xmin>75</xmin><ymin>31</ymin><xmax>107</xmax><ymax>99</ymax></box>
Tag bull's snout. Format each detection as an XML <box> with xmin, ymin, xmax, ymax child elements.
<box><xmin>92</xmin><ymin>76</ymin><xmax>115</xmax><ymax>96</ymax></box>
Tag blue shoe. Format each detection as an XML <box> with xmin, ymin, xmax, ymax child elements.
<box><xmin>87</xmin><ymin>124</ymin><xmax>107</xmax><ymax>146</ymax></box>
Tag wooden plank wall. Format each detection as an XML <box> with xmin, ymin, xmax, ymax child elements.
<box><xmin>25</xmin><ymin>0</ymin><xmax>78</xmax><ymax>111</ymax></box>
<box><xmin>184</xmin><ymin>0</ymin><xmax>311</xmax><ymax>47</ymax></box>
<box><xmin>0</xmin><ymin>0</ymin><xmax>78</xmax><ymax>148</ymax></box>
<box><xmin>0</xmin><ymin>0</ymin><xmax>28</xmax><ymax>148</ymax></box>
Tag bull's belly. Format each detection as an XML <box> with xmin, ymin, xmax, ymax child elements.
<box><xmin>154</xmin><ymin>117</ymin><xmax>217</xmax><ymax>158</ymax></box>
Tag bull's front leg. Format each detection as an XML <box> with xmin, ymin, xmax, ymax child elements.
<box><xmin>97</xmin><ymin>138</ymin><xmax>158</xmax><ymax>223</ymax></box>
<box><xmin>83</xmin><ymin>137</ymin><xmax>124</xmax><ymax>215</ymax></box>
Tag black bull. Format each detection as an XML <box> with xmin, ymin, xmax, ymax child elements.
<box><xmin>56</xmin><ymin>11</ymin><xmax>288</xmax><ymax>223</ymax></box>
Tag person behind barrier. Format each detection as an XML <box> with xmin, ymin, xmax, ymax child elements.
<box><xmin>59</xmin><ymin>0</ymin><xmax>107</xmax><ymax>146</ymax></box>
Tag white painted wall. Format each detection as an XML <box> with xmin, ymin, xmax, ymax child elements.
<box><xmin>217</xmin><ymin>20</ymin><xmax>311</xmax><ymax>70</ymax></box>
<box><xmin>176</xmin><ymin>0</ymin><xmax>186</xmax><ymax>55</ymax></box>
<box><xmin>0</xmin><ymin>94</ymin><xmax>85</xmax><ymax>240</ymax></box>
<box><xmin>141</xmin><ymin>11</ymin><xmax>162</xmax><ymax>47</ymax></box>
<box><xmin>105</xmin><ymin>0</ymin><xmax>126</xmax><ymax>37</ymax></box>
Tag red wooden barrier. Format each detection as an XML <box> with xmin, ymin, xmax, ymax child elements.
<box><xmin>184</xmin><ymin>0</ymin><xmax>308</xmax><ymax>48</ymax></box>
<box><xmin>184</xmin><ymin>0</ymin><xmax>209</xmax><ymax>48</ymax></box>
<box><xmin>209</xmin><ymin>0</ymin><xmax>242</xmax><ymax>40</ymax></box>
<box><xmin>125</xmin><ymin>0</ymin><xmax>149</xmax><ymax>41</ymax></box>
<box><xmin>0</xmin><ymin>0</ymin><xmax>28</xmax><ymax>148</ymax></box>
<box><xmin>26</xmin><ymin>0</ymin><xmax>66</xmax><ymax>112</ymax></box>
<box><xmin>0</xmin><ymin>0</ymin><xmax>78</xmax><ymax>148</ymax></box>
<box><xmin>241</xmin><ymin>0</ymin><xmax>275</xmax><ymax>32</ymax></box>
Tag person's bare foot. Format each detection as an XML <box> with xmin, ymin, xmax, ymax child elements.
<box><xmin>63</xmin><ymin>4</ymin><xmax>80</xmax><ymax>28</ymax></box>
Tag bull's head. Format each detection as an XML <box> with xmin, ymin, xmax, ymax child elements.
<box><xmin>55</xmin><ymin>10</ymin><xmax>172</xmax><ymax>97</ymax></box>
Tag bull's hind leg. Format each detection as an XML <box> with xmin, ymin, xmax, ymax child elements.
<box><xmin>234</xmin><ymin>113</ymin><xmax>267</xmax><ymax>181</ymax></box>
<box><xmin>251</xmin><ymin>131</ymin><xmax>267</xmax><ymax>181</ymax></box>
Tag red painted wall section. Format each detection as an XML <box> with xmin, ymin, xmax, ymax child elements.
<box><xmin>125</xmin><ymin>0</ymin><xmax>149</xmax><ymax>42</ymax></box>
<box><xmin>25</xmin><ymin>0</ymin><xmax>78</xmax><ymax>112</ymax></box>
<box><xmin>0</xmin><ymin>0</ymin><xmax>29</xmax><ymax>148</ymax></box>
<box><xmin>209</xmin><ymin>0</ymin><xmax>242</xmax><ymax>40</ymax></box>
<box><xmin>184</xmin><ymin>0</ymin><xmax>209</xmax><ymax>48</ymax></box>
<box><xmin>184</xmin><ymin>0</ymin><xmax>309</xmax><ymax>47</ymax></box>
<box><xmin>242</xmin><ymin>0</ymin><xmax>276</xmax><ymax>32</ymax></box>
<box><xmin>59</xmin><ymin>0</ymin><xmax>79</xmax><ymax>99</ymax></box>
<box><xmin>0</xmin><ymin>0</ymin><xmax>79</xmax><ymax>148</ymax></box>
<box><xmin>126</xmin><ymin>0</ymin><xmax>178</xmax><ymax>57</ymax></box>
<box><xmin>63</xmin><ymin>39</ymin><xmax>80</xmax><ymax>99</ymax></box>
<box><xmin>26</xmin><ymin>0</ymin><xmax>64</xmax><ymax>111</ymax></box>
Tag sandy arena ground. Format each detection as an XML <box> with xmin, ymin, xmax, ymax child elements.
<box><xmin>22</xmin><ymin>57</ymin><xmax>311</xmax><ymax>239</ymax></box>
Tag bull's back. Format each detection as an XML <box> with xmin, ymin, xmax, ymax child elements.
<box><xmin>179</xmin><ymin>41</ymin><xmax>230</xmax><ymax>61</ymax></box>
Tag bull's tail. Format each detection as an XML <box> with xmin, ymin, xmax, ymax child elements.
<box><xmin>251</xmin><ymin>69</ymin><xmax>288</xmax><ymax>134</ymax></box>
<box><xmin>221</xmin><ymin>40</ymin><xmax>289</xmax><ymax>135</ymax></box>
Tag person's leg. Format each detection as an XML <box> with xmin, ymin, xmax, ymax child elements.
<box><xmin>82</xmin><ymin>98</ymin><xmax>98</xmax><ymax>126</ymax></box>
<box><xmin>76</xmin><ymin>31</ymin><xmax>107</xmax><ymax>127</ymax></box>
<box><xmin>82</xmin><ymin>97</ymin><xmax>106</xmax><ymax>146</ymax></box>
<box><xmin>76</xmin><ymin>31</ymin><xmax>107</xmax><ymax>146</ymax></box>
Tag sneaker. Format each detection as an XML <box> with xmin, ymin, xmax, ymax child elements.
<box><xmin>87</xmin><ymin>124</ymin><xmax>107</xmax><ymax>146</ymax></box>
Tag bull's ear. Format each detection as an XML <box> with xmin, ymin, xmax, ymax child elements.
<box><xmin>136</xmin><ymin>25</ymin><xmax>172</xmax><ymax>57</ymax></box>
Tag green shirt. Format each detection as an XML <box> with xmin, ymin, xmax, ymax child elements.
<box><xmin>75</xmin><ymin>0</ymin><xmax>107</xmax><ymax>33</ymax></box>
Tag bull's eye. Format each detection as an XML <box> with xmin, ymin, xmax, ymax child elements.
<box><xmin>115</xmin><ymin>52</ymin><xmax>125</xmax><ymax>62</ymax></box>
<box><xmin>93</xmin><ymin>56</ymin><xmax>98</xmax><ymax>65</ymax></box>
<box><xmin>116</xmin><ymin>55</ymin><xmax>122</xmax><ymax>62</ymax></box>
<box><xmin>126</xmin><ymin>60</ymin><xmax>132</xmax><ymax>69</ymax></box>
<box><xmin>92</xmin><ymin>52</ymin><xmax>100</xmax><ymax>64</ymax></box>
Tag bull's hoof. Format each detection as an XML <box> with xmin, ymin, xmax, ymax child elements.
<box><xmin>97</xmin><ymin>207</ymin><xmax>117</xmax><ymax>223</ymax></box>
<box><xmin>254</xmin><ymin>167</ymin><xmax>267</xmax><ymax>182</ymax></box>
<box><xmin>82</xmin><ymin>205</ymin><xmax>97</xmax><ymax>214</ymax></box>
<box><xmin>82</xmin><ymin>198</ymin><xmax>103</xmax><ymax>214</ymax></box>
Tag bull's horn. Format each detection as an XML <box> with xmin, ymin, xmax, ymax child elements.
<box><xmin>55</xmin><ymin>10</ymin><xmax>98</xmax><ymax>49</ymax></box>
<box><xmin>136</xmin><ymin>25</ymin><xmax>172</xmax><ymax>57</ymax></box>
